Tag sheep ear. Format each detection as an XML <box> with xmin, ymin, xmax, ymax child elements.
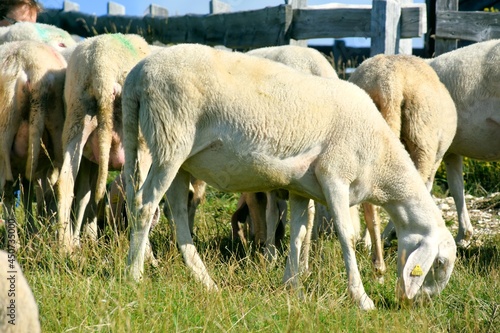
<box><xmin>402</xmin><ymin>239</ymin><xmax>438</xmax><ymax>299</ymax></box>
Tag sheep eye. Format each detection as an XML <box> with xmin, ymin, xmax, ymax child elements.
<box><xmin>59</xmin><ymin>43</ymin><xmax>66</xmax><ymax>48</ymax></box>
<box><xmin>434</xmin><ymin>257</ymin><xmax>447</xmax><ymax>268</ymax></box>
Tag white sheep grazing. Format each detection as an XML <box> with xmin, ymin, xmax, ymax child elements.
<box><xmin>348</xmin><ymin>54</ymin><xmax>457</xmax><ymax>278</ymax></box>
<box><xmin>122</xmin><ymin>44</ymin><xmax>457</xmax><ymax>310</ymax></box>
<box><xmin>56</xmin><ymin>33</ymin><xmax>150</xmax><ymax>250</ymax></box>
<box><xmin>0</xmin><ymin>250</ymin><xmax>41</xmax><ymax>333</ymax></box>
<box><xmin>0</xmin><ymin>22</ymin><xmax>76</xmax><ymax>54</ymax></box>
<box><xmin>0</xmin><ymin>40</ymin><xmax>67</xmax><ymax>237</ymax></box>
<box><xmin>427</xmin><ymin>40</ymin><xmax>500</xmax><ymax>247</ymax></box>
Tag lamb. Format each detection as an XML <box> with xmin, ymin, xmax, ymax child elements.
<box><xmin>122</xmin><ymin>44</ymin><xmax>457</xmax><ymax>310</ymax></box>
<box><xmin>348</xmin><ymin>54</ymin><xmax>457</xmax><ymax>278</ymax></box>
<box><xmin>56</xmin><ymin>33</ymin><xmax>150</xmax><ymax>251</ymax></box>
<box><xmin>0</xmin><ymin>22</ymin><xmax>76</xmax><ymax>55</ymax></box>
<box><xmin>426</xmin><ymin>40</ymin><xmax>500</xmax><ymax>247</ymax></box>
<box><xmin>0</xmin><ymin>250</ymin><xmax>41</xmax><ymax>333</ymax></box>
<box><xmin>0</xmin><ymin>40</ymin><xmax>67</xmax><ymax>240</ymax></box>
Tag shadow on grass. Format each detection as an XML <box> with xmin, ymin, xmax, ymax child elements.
<box><xmin>457</xmin><ymin>240</ymin><xmax>500</xmax><ymax>272</ymax></box>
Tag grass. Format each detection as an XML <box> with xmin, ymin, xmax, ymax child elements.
<box><xmin>2</xmin><ymin>187</ymin><xmax>499</xmax><ymax>332</ymax></box>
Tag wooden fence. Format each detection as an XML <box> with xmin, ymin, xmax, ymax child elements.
<box><xmin>37</xmin><ymin>0</ymin><xmax>500</xmax><ymax>58</ymax></box>
<box><xmin>38</xmin><ymin>0</ymin><xmax>426</xmax><ymax>56</ymax></box>
<box><xmin>434</xmin><ymin>0</ymin><xmax>500</xmax><ymax>55</ymax></box>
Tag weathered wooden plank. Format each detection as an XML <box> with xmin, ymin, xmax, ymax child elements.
<box><xmin>292</xmin><ymin>8</ymin><xmax>372</xmax><ymax>39</ymax></box>
<box><xmin>436</xmin><ymin>11</ymin><xmax>500</xmax><ymax>42</ymax></box>
<box><xmin>401</xmin><ymin>3</ymin><xmax>427</xmax><ymax>37</ymax></box>
<box><xmin>161</xmin><ymin>5</ymin><xmax>293</xmax><ymax>48</ymax></box>
<box><xmin>107</xmin><ymin>2</ymin><xmax>125</xmax><ymax>16</ymax></box>
<box><xmin>37</xmin><ymin>9</ymin><xmax>169</xmax><ymax>43</ymax></box>
<box><xmin>39</xmin><ymin>3</ymin><xmax>426</xmax><ymax>50</ymax></box>
<box><xmin>370</xmin><ymin>0</ymin><xmax>401</xmax><ymax>56</ymax></box>
<box><xmin>399</xmin><ymin>0</ymin><xmax>414</xmax><ymax>54</ymax></box>
<box><xmin>434</xmin><ymin>0</ymin><xmax>458</xmax><ymax>55</ymax></box>
<box><xmin>39</xmin><ymin>5</ymin><xmax>291</xmax><ymax>48</ymax></box>
<box><xmin>291</xmin><ymin>4</ymin><xmax>425</xmax><ymax>40</ymax></box>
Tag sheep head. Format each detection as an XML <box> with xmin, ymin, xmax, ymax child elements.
<box><xmin>396</xmin><ymin>227</ymin><xmax>456</xmax><ymax>304</ymax></box>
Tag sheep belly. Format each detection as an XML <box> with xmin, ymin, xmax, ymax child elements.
<box><xmin>182</xmin><ymin>141</ymin><xmax>323</xmax><ymax>194</ymax></box>
<box><xmin>450</xmin><ymin>100</ymin><xmax>500</xmax><ymax>160</ymax></box>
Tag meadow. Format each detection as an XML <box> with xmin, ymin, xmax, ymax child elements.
<box><xmin>2</xmin><ymin>182</ymin><xmax>499</xmax><ymax>332</ymax></box>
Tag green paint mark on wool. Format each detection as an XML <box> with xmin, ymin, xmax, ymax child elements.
<box><xmin>111</xmin><ymin>34</ymin><xmax>139</xmax><ymax>57</ymax></box>
<box><xmin>35</xmin><ymin>25</ymin><xmax>49</xmax><ymax>41</ymax></box>
<box><xmin>35</xmin><ymin>25</ymin><xmax>66</xmax><ymax>43</ymax></box>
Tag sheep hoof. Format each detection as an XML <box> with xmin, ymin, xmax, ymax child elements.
<box><xmin>455</xmin><ymin>229</ymin><xmax>473</xmax><ymax>248</ymax></box>
<box><xmin>358</xmin><ymin>295</ymin><xmax>376</xmax><ymax>311</ymax></box>
<box><xmin>455</xmin><ymin>238</ymin><xmax>471</xmax><ymax>249</ymax></box>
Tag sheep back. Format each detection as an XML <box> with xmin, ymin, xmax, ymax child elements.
<box><xmin>349</xmin><ymin>54</ymin><xmax>457</xmax><ymax>182</ymax></box>
<box><xmin>0</xmin><ymin>22</ymin><xmax>76</xmax><ymax>52</ymax></box>
<box><xmin>247</xmin><ymin>45</ymin><xmax>338</xmax><ymax>78</ymax></box>
<box><xmin>123</xmin><ymin>43</ymin><xmax>420</xmax><ymax>203</ymax></box>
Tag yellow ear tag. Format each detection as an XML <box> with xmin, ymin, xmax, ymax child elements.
<box><xmin>410</xmin><ymin>264</ymin><xmax>423</xmax><ymax>276</ymax></box>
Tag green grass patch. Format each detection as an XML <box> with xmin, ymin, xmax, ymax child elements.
<box><xmin>2</xmin><ymin>187</ymin><xmax>499</xmax><ymax>332</ymax></box>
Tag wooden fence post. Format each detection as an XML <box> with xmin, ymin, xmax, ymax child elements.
<box><xmin>210</xmin><ymin>0</ymin><xmax>231</xmax><ymax>14</ymax></box>
<box><xmin>108</xmin><ymin>2</ymin><xmax>125</xmax><ymax>16</ymax></box>
<box><xmin>145</xmin><ymin>4</ymin><xmax>168</xmax><ymax>17</ymax></box>
<box><xmin>370</xmin><ymin>0</ymin><xmax>401</xmax><ymax>56</ymax></box>
<box><xmin>209</xmin><ymin>1</ymin><xmax>232</xmax><ymax>50</ymax></box>
<box><xmin>63</xmin><ymin>1</ymin><xmax>79</xmax><ymax>12</ymax></box>
<box><xmin>434</xmin><ymin>0</ymin><xmax>458</xmax><ymax>56</ymax></box>
<box><xmin>286</xmin><ymin>0</ymin><xmax>308</xmax><ymax>46</ymax></box>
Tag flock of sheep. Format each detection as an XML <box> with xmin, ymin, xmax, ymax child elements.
<box><xmin>1</xmin><ymin>19</ymin><xmax>500</xmax><ymax>328</ymax></box>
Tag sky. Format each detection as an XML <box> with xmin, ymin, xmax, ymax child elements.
<box><xmin>38</xmin><ymin>1</ymin><xmax>425</xmax><ymax>47</ymax></box>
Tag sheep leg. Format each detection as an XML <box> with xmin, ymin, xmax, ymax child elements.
<box><xmin>322</xmin><ymin>180</ymin><xmax>375</xmax><ymax>310</ymax></box>
<box><xmin>187</xmin><ymin>177</ymin><xmax>206</xmax><ymax>235</ymax></box>
<box><xmin>265</xmin><ymin>191</ymin><xmax>279</xmax><ymax>261</ymax></box>
<box><xmin>80</xmin><ymin>165</ymin><xmax>99</xmax><ymax>242</ymax></box>
<box><xmin>127</xmin><ymin>160</ymin><xmax>171</xmax><ymax>282</ymax></box>
<box><xmin>57</xmin><ymin>120</ymin><xmax>96</xmax><ymax>252</ymax></box>
<box><xmin>362</xmin><ymin>202</ymin><xmax>386</xmax><ymax>283</ymax></box>
<box><xmin>299</xmin><ymin>199</ymin><xmax>315</xmax><ymax>273</ymax></box>
<box><xmin>444</xmin><ymin>153</ymin><xmax>473</xmax><ymax>247</ymax></box>
<box><xmin>71</xmin><ymin>159</ymin><xmax>94</xmax><ymax>247</ymax></box>
<box><xmin>166</xmin><ymin>169</ymin><xmax>217</xmax><ymax>290</ymax></box>
<box><xmin>283</xmin><ymin>193</ymin><xmax>310</xmax><ymax>291</ymax></box>
<box><xmin>245</xmin><ymin>192</ymin><xmax>267</xmax><ymax>247</ymax></box>
<box><xmin>230</xmin><ymin>194</ymin><xmax>250</xmax><ymax>244</ymax></box>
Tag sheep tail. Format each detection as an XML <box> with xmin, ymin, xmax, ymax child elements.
<box><xmin>122</xmin><ymin>66</ymin><xmax>141</xmax><ymax>199</ymax></box>
<box><xmin>94</xmin><ymin>84</ymin><xmax>116</xmax><ymax>203</ymax></box>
